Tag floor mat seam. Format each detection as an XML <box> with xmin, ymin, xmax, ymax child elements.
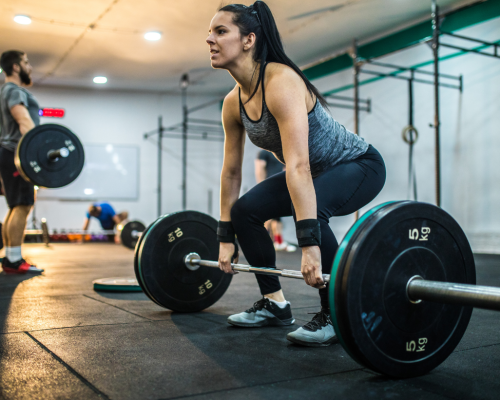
<box><xmin>24</xmin><ymin>331</ymin><xmax>111</xmax><ymax>399</ymax></box>
<box><xmin>83</xmin><ymin>294</ymin><xmax>154</xmax><ymax>321</ymax></box>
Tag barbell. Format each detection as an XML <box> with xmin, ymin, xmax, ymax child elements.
<box><xmin>37</xmin><ymin>219</ymin><xmax>146</xmax><ymax>249</ymax></box>
<box><xmin>133</xmin><ymin>201</ymin><xmax>498</xmax><ymax>378</ymax></box>
<box><xmin>15</xmin><ymin>123</ymin><xmax>85</xmax><ymax>188</ymax></box>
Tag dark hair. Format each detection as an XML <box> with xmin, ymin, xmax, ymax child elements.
<box><xmin>89</xmin><ymin>205</ymin><xmax>100</xmax><ymax>216</ymax></box>
<box><xmin>219</xmin><ymin>1</ymin><xmax>327</xmax><ymax>108</ymax></box>
<box><xmin>0</xmin><ymin>50</ymin><xmax>24</xmax><ymax>76</ymax></box>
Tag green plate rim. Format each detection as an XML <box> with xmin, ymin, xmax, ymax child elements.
<box><xmin>329</xmin><ymin>201</ymin><xmax>397</xmax><ymax>360</ymax></box>
<box><xmin>93</xmin><ymin>283</ymin><xmax>143</xmax><ymax>292</ymax></box>
<box><xmin>93</xmin><ymin>277</ymin><xmax>142</xmax><ymax>292</ymax></box>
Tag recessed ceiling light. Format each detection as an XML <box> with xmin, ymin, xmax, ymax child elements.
<box><xmin>14</xmin><ymin>15</ymin><xmax>32</xmax><ymax>25</ymax></box>
<box><xmin>144</xmin><ymin>31</ymin><xmax>162</xmax><ymax>41</ymax></box>
<box><xmin>93</xmin><ymin>76</ymin><xmax>107</xmax><ymax>84</ymax></box>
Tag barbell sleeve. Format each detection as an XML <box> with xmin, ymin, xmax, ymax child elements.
<box><xmin>185</xmin><ymin>254</ymin><xmax>331</xmax><ymax>282</ymax></box>
<box><xmin>47</xmin><ymin>147</ymin><xmax>70</xmax><ymax>161</ymax></box>
<box><xmin>407</xmin><ymin>276</ymin><xmax>500</xmax><ymax>311</ymax></box>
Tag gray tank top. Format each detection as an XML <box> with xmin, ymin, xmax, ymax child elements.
<box><xmin>239</xmin><ymin>67</ymin><xmax>369</xmax><ymax>178</ymax></box>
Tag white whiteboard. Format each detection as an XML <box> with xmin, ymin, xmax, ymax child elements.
<box><xmin>38</xmin><ymin>144</ymin><xmax>139</xmax><ymax>200</ymax></box>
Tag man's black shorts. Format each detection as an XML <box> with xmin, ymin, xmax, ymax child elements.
<box><xmin>0</xmin><ymin>147</ymin><xmax>35</xmax><ymax>208</ymax></box>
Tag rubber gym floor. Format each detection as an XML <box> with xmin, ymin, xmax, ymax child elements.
<box><xmin>0</xmin><ymin>243</ymin><xmax>499</xmax><ymax>400</ymax></box>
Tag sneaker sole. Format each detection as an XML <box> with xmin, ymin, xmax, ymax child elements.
<box><xmin>228</xmin><ymin>317</ymin><xmax>295</xmax><ymax>328</ymax></box>
<box><xmin>2</xmin><ymin>268</ymin><xmax>28</xmax><ymax>274</ymax></box>
<box><xmin>286</xmin><ymin>334</ymin><xmax>339</xmax><ymax>347</ymax></box>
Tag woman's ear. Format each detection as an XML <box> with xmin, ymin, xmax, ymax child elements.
<box><xmin>243</xmin><ymin>32</ymin><xmax>257</xmax><ymax>50</ymax></box>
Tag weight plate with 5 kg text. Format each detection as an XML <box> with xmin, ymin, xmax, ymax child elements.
<box><xmin>330</xmin><ymin>201</ymin><xmax>475</xmax><ymax>378</ymax></box>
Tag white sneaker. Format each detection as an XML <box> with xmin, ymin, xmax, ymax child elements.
<box><xmin>274</xmin><ymin>242</ymin><xmax>297</xmax><ymax>252</ymax></box>
<box><xmin>287</xmin><ymin>308</ymin><xmax>338</xmax><ymax>347</ymax></box>
<box><xmin>227</xmin><ymin>298</ymin><xmax>295</xmax><ymax>327</ymax></box>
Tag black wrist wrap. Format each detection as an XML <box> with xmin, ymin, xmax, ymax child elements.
<box><xmin>217</xmin><ymin>221</ymin><xmax>236</xmax><ymax>243</ymax></box>
<box><xmin>296</xmin><ymin>219</ymin><xmax>321</xmax><ymax>247</ymax></box>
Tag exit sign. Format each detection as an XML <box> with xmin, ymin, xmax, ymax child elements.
<box><xmin>39</xmin><ymin>108</ymin><xmax>65</xmax><ymax>118</ymax></box>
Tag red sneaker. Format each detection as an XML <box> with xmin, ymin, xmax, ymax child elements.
<box><xmin>2</xmin><ymin>258</ymin><xmax>44</xmax><ymax>274</ymax></box>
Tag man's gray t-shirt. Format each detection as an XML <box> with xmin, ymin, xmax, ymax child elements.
<box><xmin>0</xmin><ymin>82</ymin><xmax>40</xmax><ymax>152</ymax></box>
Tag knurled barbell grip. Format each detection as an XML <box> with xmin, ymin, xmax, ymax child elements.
<box><xmin>186</xmin><ymin>254</ymin><xmax>331</xmax><ymax>282</ymax></box>
<box><xmin>407</xmin><ymin>276</ymin><xmax>500</xmax><ymax>311</ymax></box>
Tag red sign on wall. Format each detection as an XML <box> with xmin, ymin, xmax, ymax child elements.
<box><xmin>38</xmin><ymin>108</ymin><xmax>65</xmax><ymax>118</ymax></box>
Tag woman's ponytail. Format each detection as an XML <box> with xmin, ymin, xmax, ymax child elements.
<box><xmin>219</xmin><ymin>1</ymin><xmax>328</xmax><ymax>108</ymax></box>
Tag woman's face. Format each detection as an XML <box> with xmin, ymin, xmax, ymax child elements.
<box><xmin>207</xmin><ymin>11</ymin><xmax>247</xmax><ymax>69</ymax></box>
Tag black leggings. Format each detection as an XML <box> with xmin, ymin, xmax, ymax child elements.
<box><xmin>230</xmin><ymin>145</ymin><xmax>386</xmax><ymax>309</ymax></box>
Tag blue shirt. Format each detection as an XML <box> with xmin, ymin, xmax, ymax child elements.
<box><xmin>86</xmin><ymin>202</ymin><xmax>116</xmax><ymax>230</ymax></box>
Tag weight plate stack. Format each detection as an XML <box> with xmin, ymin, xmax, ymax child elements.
<box><xmin>135</xmin><ymin>211</ymin><xmax>232</xmax><ymax>312</ymax></box>
<box><xmin>330</xmin><ymin>201</ymin><xmax>475</xmax><ymax>378</ymax></box>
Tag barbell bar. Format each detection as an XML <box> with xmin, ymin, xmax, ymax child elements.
<box><xmin>184</xmin><ymin>252</ymin><xmax>329</xmax><ymax>281</ymax></box>
<box><xmin>184</xmin><ymin>253</ymin><xmax>500</xmax><ymax>312</ymax></box>
<box><xmin>36</xmin><ymin>219</ymin><xmax>145</xmax><ymax>249</ymax></box>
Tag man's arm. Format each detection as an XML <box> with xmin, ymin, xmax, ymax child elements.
<box><xmin>10</xmin><ymin>104</ymin><xmax>35</xmax><ymax>135</ymax></box>
<box><xmin>82</xmin><ymin>218</ymin><xmax>90</xmax><ymax>231</ymax></box>
<box><xmin>255</xmin><ymin>159</ymin><xmax>267</xmax><ymax>184</ymax></box>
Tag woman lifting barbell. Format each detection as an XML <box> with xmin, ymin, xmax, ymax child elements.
<box><xmin>209</xmin><ymin>1</ymin><xmax>386</xmax><ymax>346</ymax></box>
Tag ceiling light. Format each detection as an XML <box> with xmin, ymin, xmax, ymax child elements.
<box><xmin>93</xmin><ymin>76</ymin><xmax>107</xmax><ymax>84</ymax></box>
<box><xmin>144</xmin><ymin>31</ymin><xmax>162</xmax><ymax>41</ymax></box>
<box><xmin>14</xmin><ymin>15</ymin><xmax>32</xmax><ymax>25</ymax></box>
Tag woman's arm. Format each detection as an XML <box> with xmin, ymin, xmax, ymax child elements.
<box><xmin>218</xmin><ymin>89</ymin><xmax>246</xmax><ymax>273</ymax></box>
<box><xmin>220</xmin><ymin>89</ymin><xmax>246</xmax><ymax>220</ymax></box>
<box><xmin>265</xmin><ymin>66</ymin><xmax>325</xmax><ymax>289</ymax></box>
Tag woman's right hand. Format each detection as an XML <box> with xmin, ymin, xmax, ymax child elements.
<box><xmin>218</xmin><ymin>242</ymin><xmax>238</xmax><ymax>274</ymax></box>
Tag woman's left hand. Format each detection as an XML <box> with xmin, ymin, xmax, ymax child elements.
<box><xmin>300</xmin><ymin>246</ymin><xmax>326</xmax><ymax>289</ymax></box>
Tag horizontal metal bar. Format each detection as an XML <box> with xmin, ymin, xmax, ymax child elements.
<box><xmin>187</xmin><ymin>96</ymin><xmax>225</xmax><ymax>114</ymax></box>
<box><xmin>365</xmin><ymin>60</ymin><xmax>461</xmax><ymax>80</ymax></box>
<box><xmin>360</xmin><ymin>69</ymin><xmax>461</xmax><ymax>90</ymax></box>
<box><xmin>407</xmin><ymin>277</ymin><xmax>500</xmax><ymax>311</ymax></box>
<box><xmin>25</xmin><ymin>230</ymin><xmax>43</xmax><ymax>235</ymax></box>
<box><xmin>161</xmin><ymin>133</ymin><xmax>224</xmax><ymax>142</ymax></box>
<box><xmin>47</xmin><ymin>229</ymin><xmax>116</xmax><ymax>235</ymax></box>
<box><xmin>326</xmin><ymin>94</ymin><xmax>370</xmax><ymax>104</ymax></box>
<box><xmin>188</xmin><ymin>118</ymin><xmax>223</xmax><ymax>126</ymax></box>
<box><xmin>327</xmin><ymin>102</ymin><xmax>370</xmax><ymax>112</ymax></box>
<box><xmin>143</xmin><ymin>123</ymin><xmax>182</xmax><ymax>139</ymax></box>
<box><xmin>440</xmin><ymin>43</ymin><xmax>500</xmax><ymax>59</ymax></box>
<box><xmin>166</xmin><ymin>125</ymin><xmax>224</xmax><ymax>134</ymax></box>
<box><xmin>188</xmin><ymin>256</ymin><xmax>331</xmax><ymax>282</ymax></box>
<box><xmin>441</xmin><ymin>31</ymin><xmax>499</xmax><ymax>47</ymax></box>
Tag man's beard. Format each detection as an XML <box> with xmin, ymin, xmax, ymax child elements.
<box><xmin>19</xmin><ymin>68</ymin><xmax>31</xmax><ymax>85</ymax></box>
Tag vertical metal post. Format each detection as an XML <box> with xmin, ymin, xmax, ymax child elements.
<box><xmin>408</xmin><ymin>72</ymin><xmax>417</xmax><ymax>201</ymax></box>
<box><xmin>182</xmin><ymin>88</ymin><xmax>188</xmax><ymax>211</ymax></box>
<box><xmin>432</xmin><ymin>0</ymin><xmax>441</xmax><ymax>207</ymax></box>
<box><xmin>208</xmin><ymin>189</ymin><xmax>213</xmax><ymax>216</ymax></box>
<box><xmin>158</xmin><ymin>116</ymin><xmax>163</xmax><ymax>216</ymax></box>
<box><xmin>352</xmin><ymin>39</ymin><xmax>360</xmax><ymax>220</ymax></box>
<box><xmin>180</xmin><ymin>74</ymin><xmax>189</xmax><ymax>211</ymax></box>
